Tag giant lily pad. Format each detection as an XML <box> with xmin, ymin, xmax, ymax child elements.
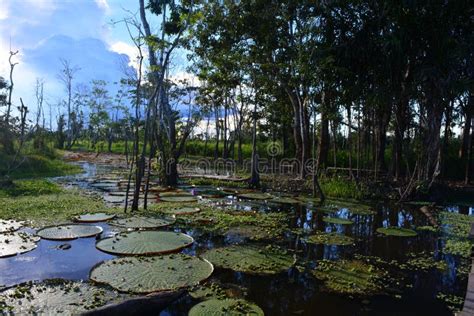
<box><xmin>160</xmin><ymin>196</ymin><xmax>198</xmax><ymax>203</ymax></box>
<box><xmin>0</xmin><ymin>232</ymin><xmax>39</xmax><ymax>258</ymax></box>
<box><xmin>238</xmin><ymin>193</ymin><xmax>272</xmax><ymax>200</ymax></box>
<box><xmin>90</xmin><ymin>254</ymin><xmax>214</xmax><ymax>294</ymax></box>
<box><xmin>162</xmin><ymin>207</ymin><xmax>201</xmax><ymax>215</ymax></box>
<box><xmin>96</xmin><ymin>231</ymin><xmax>194</xmax><ymax>255</ymax></box>
<box><xmin>0</xmin><ymin>219</ymin><xmax>24</xmax><ymax>233</ymax></box>
<box><xmin>312</xmin><ymin>259</ymin><xmax>387</xmax><ymax>295</ymax></box>
<box><xmin>188</xmin><ymin>299</ymin><xmax>264</xmax><ymax>316</ymax></box>
<box><xmin>74</xmin><ymin>213</ymin><xmax>116</xmax><ymax>223</ymax></box>
<box><xmin>270</xmin><ymin>197</ymin><xmax>300</xmax><ymax>205</ymax></box>
<box><xmin>376</xmin><ymin>227</ymin><xmax>417</xmax><ymax>237</ymax></box>
<box><xmin>36</xmin><ymin>224</ymin><xmax>103</xmax><ymax>240</ymax></box>
<box><xmin>201</xmin><ymin>245</ymin><xmax>294</xmax><ymax>275</ymax></box>
<box><xmin>0</xmin><ymin>279</ymin><xmax>130</xmax><ymax>314</ymax></box>
<box><xmin>110</xmin><ymin>216</ymin><xmax>175</xmax><ymax>229</ymax></box>
<box><xmin>323</xmin><ymin>217</ymin><xmax>353</xmax><ymax>225</ymax></box>
<box><xmin>159</xmin><ymin>191</ymin><xmax>192</xmax><ymax>197</ymax></box>
<box><xmin>306</xmin><ymin>231</ymin><xmax>354</xmax><ymax>246</ymax></box>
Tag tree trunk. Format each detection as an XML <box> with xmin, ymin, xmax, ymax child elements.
<box><xmin>249</xmin><ymin>102</ymin><xmax>260</xmax><ymax>188</ymax></box>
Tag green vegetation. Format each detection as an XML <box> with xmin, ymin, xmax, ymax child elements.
<box><xmin>36</xmin><ymin>224</ymin><xmax>103</xmax><ymax>240</ymax></box>
<box><xmin>376</xmin><ymin>227</ymin><xmax>418</xmax><ymax>237</ymax></box>
<box><xmin>188</xmin><ymin>299</ymin><xmax>264</xmax><ymax>316</ymax></box>
<box><xmin>306</xmin><ymin>231</ymin><xmax>354</xmax><ymax>246</ymax></box>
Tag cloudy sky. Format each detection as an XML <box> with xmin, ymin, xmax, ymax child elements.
<box><xmin>0</xmin><ymin>0</ymin><xmax>190</xmax><ymax>121</ymax></box>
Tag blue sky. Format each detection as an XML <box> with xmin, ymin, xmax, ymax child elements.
<box><xmin>0</xmin><ymin>0</ymin><xmax>191</xmax><ymax>120</ymax></box>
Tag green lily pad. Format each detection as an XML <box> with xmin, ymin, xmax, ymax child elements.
<box><xmin>444</xmin><ymin>239</ymin><xmax>472</xmax><ymax>258</ymax></box>
<box><xmin>226</xmin><ymin>225</ymin><xmax>282</xmax><ymax>241</ymax></box>
<box><xmin>36</xmin><ymin>224</ymin><xmax>103</xmax><ymax>240</ymax></box>
<box><xmin>0</xmin><ymin>279</ymin><xmax>130</xmax><ymax>314</ymax></box>
<box><xmin>159</xmin><ymin>191</ymin><xmax>192</xmax><ymax>197</ymax></box>
<box><xmin>0</xmin><ymin>219</ymin><xmax>24</xmax><ymax>233</ymax></box>
<box><xmin>90</xmin><ymin>254</ymin><xmax>214</xmax><ymax>294</ymax></box>
<box><xmin>189</xmin><ymin>283</ymin><xmax>227</xmax><ymax>300</ymax></box>
<box><xmin>312</xmin><ymin>259</ymin><xmax>387</xmax><ymax>295</ymax></box>
<box><xmin>160</xmin><ymin>196</ymin><xmax>198</xmax><ymax>202</ymax></box>
<box><xmin>376</xmin><ymin>227</ymin><xmax>417</xmax><ymax>237</ymax></box>
<box><xmin>188</xmin><ymin>299</ymin><xmax>264</xmax><ymax>316</ymax></box>
<box><xmin>162</xmin><ymin>207</ymin><xmax>201</xmax><ymax>215</ymax></box>
<box><xmin>306</xmin><ymin>231</ymin><xmax>354</xmax><ymax>245</ymax></box>
<box><xmin>238</xmin><ymin>193</ymin><xmax>272</xmax><ymax>200</ymax></box>
<box><xmin>0</xmin><ymin>232</ymin><xmax>39</xmax><ymax>258</ymax></box>
<box><xmin>201</xmin><ymin>245</ymin><xmax>294</xmax><ymax>275</ymax></box>
<box><xmin>96</xmin><ymin>231</ymin><xmax>194</xmax><ymax>255</ymax></box>
<box><xmin>74</xmin><ymin>213</ymin><xmax>116</xmax><ymax>223</ymax></box>
<box><xmin>324</xmin><ymin>199</ymin><xmax>375</xmax><ymax>215</ymax></box>
<box><xmin>270</xmin><ymin>197</ymin><xmax>300</xmax><ymax>205</ymax></box>
<box><xmin>110</xmin><ymin>216</ymin><xmax>175</xmax><ymax>229</ymax></box>
<box><xmin>323</xmin><ymin>217</ymin><xmax>353</xmax><ymax>225</ymax></box>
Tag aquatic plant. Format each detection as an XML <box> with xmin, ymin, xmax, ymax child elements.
<box><xmin>96</xmin><ymin>231</ymin><xmax>194</xmax><ymax>255</ymax></box>
<box><xmin>444</xmin><ymin>239</ymin><xmax>472</xmax><ymax>258</ymax></box>
<box><xmin>400</xmin><ymin>252</ymin><xmax>448</xmax><ymax>272</ymax></box>
<box><xmin>36</xmin><ymin>224</ymin><xmax>103</xmax><ymax>240</ymax></box>
<box><xmin>161</xmin><ymin>207</ymin><xmax>201</xmax><ymax>215</ymax></box>
<box><xmin>0</xmin><ymin>232</ymin><xmax>39</xmax><ymax>257</ymax></box>
<box><xmin>0</xmin><ymin>219</ymin><xmax>24</xmax><ymax>233</ymax></box>
<box><xmin>90</xmin><ymin>254</ymin><xmax>214</xmax><ymax>294</ymax></box>
<box><xmin>238</xmin><ymin>192</ymin><xmax>273</xmax><ymax>200</ymax></box>
<box><xmin>376</xmin><ymin>227</ymin><xmax>417</xmax><ymax>237</ymax></box>
<box><xmin>322</xmin><ymin>217</ymin><xmax>353</xmax><ymax>225</ymax></box>
<box><xmin>109</xmin><ymin>216</ymin><xmax>175</xmax><ymax>229</ymax></box>
<box><xmin>74</xmin><ymin>213</ymin><xmax>116</xmax><ymax>223</ymax></box>
<box><xmin>306</xmin><ymin>231</ymin><xmax>354</xmax><ymax>246</ymax></box>
<box><xmin>160</xmin><ymin>196</ymin><xmax>198</xmax><ymax>202</ymax></box>
<box><xmin>188</xmin><ymin>299</ymin><xmax>264</xmax><ymax>316</ymax></box>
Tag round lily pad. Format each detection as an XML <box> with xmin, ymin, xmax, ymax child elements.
<box><xmin>74</xmin><ymin>213</ymin><xmax>116</xmax><ymax>223</ymax></box>
<box><xmin>201</xmin><ymin>245</ymin><xmax>294</xmax><ymax>275</ymax></box>
<box><xmin>110</xmin><ymin>216</ymin><xmax>175</xmax><ymax>229</ymax></box>
<box><xmin>0</xmin><ymin>279</ymin><xmax>130</xmax><ymax>314</ymax></box>
<box><xmin>159</xmin><ymin>191</ymin><xmax>192</xmax><ymax>197</ymax></box>
<box><xmin>306</xmin><ymin>231</ymin><xmax>354</xmax><ymax>246</ymax></box>
<box><xmin>323</xmin><ymin>217</ymin><xmax>354</xmax><ymax>225</ymax></box>
<box><xmin>90</xmin><ymin>254</ymin><xmax>214</xmax><ymax>294</ymax></box>
<box><xmin>376</xmin><ymin>227</ymin><xmax>417</xmax><ymax>237</ymax></box>
<box><xmin>163</xmin><ymin>207</ymin><xmax>201</xmax><ymax>215</ymax></box>
<box><xmin>270</xmin><ymin>197</ymin><xmax>300</xmax><ymax>205</ymax></box>
<box><xmin>0</xmin><ymin>232</ymin><xmax>39</xmax><ymax>258</ymax></box>
<box><xmin>96</xmin><ymin>231</ymin><xmax>194</xmax><ymax>255</ymax></box>
<box><xmin>36</xmin><ymin>224</ymin><xmax>103</xmax><ymax>240</ymax></box>
<box><xmin>189</xmin><ymin>299</ymin><xmax>264</xmax><ymax>316</ymax></box>
<box><xmin>0</xmin><ymin>219</ymin><xmax>24</xmax><ymax>233</ymax></box>
<box><xmin>238</xmin><ymin>193</ymin><xmax>272</xmax><ymax>200</ymax></box>
<box><xmin>160</xmin><ymin>196</ymin><xmax>198</xmax><ymax>202</ymax></box>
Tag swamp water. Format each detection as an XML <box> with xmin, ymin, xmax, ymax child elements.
<box><xmin>1</xmin><ymin>161</ymin><xmax>473</xmax><ymax>315</ymax></box>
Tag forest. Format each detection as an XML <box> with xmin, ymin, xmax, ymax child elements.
<box><xmin>0</xmin><ymin>0</ymin><xmax>473</xmax><ymax>315</ymax></box>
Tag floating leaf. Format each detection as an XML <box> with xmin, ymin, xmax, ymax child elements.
<box><xmin>0</xmin><ymin>232</ymin><xmax>39</xmax><ymax>258</ymax></box>
<box><xmin>74</xmin><ymin>213</ymin><xmax>116</xmax><ymax>223</ymax></box>
<box><xmin>201</xmin><ymin>245</ymin><xmax>294</xmax><ymax>275</ymax></box>
<box><xmin>376</xmin><ymin>227</ymin><xmax>417</xmax><ymax>237</ymax></box>
<box><xmin>110</xmin><ymin>216</ymin><xmax>175</xmax><ymax>229</ymax></box>
<box><xmin>36</xmin><ymin>224</ymin><xmax>103</xmax><ymax>240</ymax></box>
<box><xmin>90</xmin><ymin>254</ymin><xmax>214</xmax><ymax>294</ymax></box>
<box><xmin>160</xmin><ymin>196</ymin><xmax>198</xmax><ymax>203</ymax></box>
<box><xmin>270</xmin><ymin>197</ymin><xmax>300</xmax><ymax>205</ymax></box>
<box><xmin>306</xmin><ymin>231</ymin><xmax>354</xmax><ymax>246</ymax></box>
<box><xmin>0</xmin><ymin>279</ymin><xmax>130</xmax><ymax>314</ymax></box>
<box><xmin>96</xmin><ymin>231</ymin><xmax>194</xmax><ymax>255</ymax></box>
<box><xmin>162</xmin><ymin>207</ymin><xmax>201</xmax><ymax>215</ymax></box>
<box><xmin>322</xmin><ymin>217</ymin><xmax>353</xmax><ymax>225</ymax></box>
<box><xmin>0</xmin><ymin>219</ymin><xmax>24</xmax><ymax>233</ymax></box>
<box><xmin>238</xmin><ymin>193</ymin><xmax>272</xmax><ymax>200</ymax></box>
<box><xmin>188</xmin><ymin>299</ymin><xmax>264</xmax><ymax>316</ymax></box>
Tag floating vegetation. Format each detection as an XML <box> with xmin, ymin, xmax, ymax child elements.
<box><xmin>96</xmin><ymin>231</ymin><xmax>194</xmax><ymax>255</ymax></box>
<box><xmin>322</xmin><ymin>217</ymin><xmax>353</xmax><ymax>225</ymax></box>
<box><xmin>74</xmin><ymin>213</ymin><xmax>116</xmax><ymax>223</ymax></box>
<box><xmin>400</xmin><ymin>252</ymin><xmax>448</xmax><ymax>272</ymax></box>
<box><xmin>189</xmin><ymin>283</ymin><xmax>228</xmax><ymax>300</ymax></box>
<box><xmin>0</xmin><ymin>219</ymin><xmax>24</xmax><ymax>233</ymax></box>
<box><xmin>0</xmin><ymin>279</ymin><xmax>130</xmax><ymax>313</ymax></box>
<box><xmin>226</xmin><ymin>225</ymin><xmax>282</xmax><ymax>241</ymax></box>
<box><xmin>306</xmin><ymin>231</ymin><xmax>354</xmax><ymax>246</ymax></box>
<box><xmin>439</xmin><ymin>211</ymin><xmax>474</xmax><ymax>239</ymax></box>
<box><xmin>325</xmin><ymin>199</ymin><xmax>375</xmax><ymax>216</ymax></box>
<box><xmin>36</xmin><ymin>224</ymin><xmax>103</xmax><ymax>240</ymax></box>
<box><xmin>90</xmin><ymin>254</ymin><xmax>214</xmax><ymax>294</ymax></box>
<box><xmin>444</xmin><ymin>239</ymin><xmax>472</xmax><ymax>258</ymax></box>
<box><xmin>238</xmin><ymin>192</ymin><xmax>273</xmax><ymax>200</ymax></box>
<box><xmin>201</xmin><ymin>245</ymin><xmax>294</xmax><ymax>275</ymax></box>
<box><xmin>270</xmin><ymin>196</ymin><xmax>300</xmax><ymax>205</ymax></box>
<box><xmin>110</xmin><ymin>216</ymin><xmax>175</xmax><ymax>229</ymax></box>
<box><xmin>376</xmin><ymin>227</ymin><xmax>417</xmax><ymax>237</ymax></box>
<box><xmin>160</xmin><ymin>196</ymin><xmax>198</xmax><ymax>203</ymax></box>
<box><xmin>295</xmin><ymin>196</ymin><xmax>321</xmax><ymax>204</ymax></box>
<box><xmin>0</xmin><ymin>232</ymin><xmax>39</xmax><ymax>257</ymax></box>
<box><xmin>159</xmin><ymin>191</ymin><xmax>193</xmax><ymax>197</ymax></box>
<box><xmin>312</xmin><ymin>259</ymin><xmax>387</xmax><ymax>295</ymax></box>
<box><xmin>416</xmin><ymin>225</ymin><xmax>439</xmax><ymax>233</ymax></box>
<box><xmin>188</xmin><ymin>299</ymin><xmax>264</xmax><ymax>316</ymax></box>
<box><xmin>162</xmin><ymin>207</ymin><xmax>201</xmax><ymax>215</ymax></box>
<box><xmin>436</xmin><ymin>292</ymin><xmax>464</xmax><ymax>313</ymax></box>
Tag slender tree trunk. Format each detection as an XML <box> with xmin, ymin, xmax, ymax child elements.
<box><xmin>249</xmin><ymin>101</ymin><xmax>260</xmax><ymax>188</ymax></box>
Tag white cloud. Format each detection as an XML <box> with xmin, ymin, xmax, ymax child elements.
<box><xmin>95</xmin><ymin>0</ymin><xmax>110</xmax><ymax>14</ymax></box>
<box><xmin>0</xmin><ymin>2</ymin><xmax>8</xmax><ymax>20</ymax></box>
<box><xmin>110</xmin><ymin>41</ymin><xmax>139</xmax><ymax>68</ymax></box>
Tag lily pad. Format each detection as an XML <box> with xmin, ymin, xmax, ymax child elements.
<box><xmin>0</xmin><ymin>279</ymin><xmax>130</xmax><ymax>314</ymax></box>
<box><xmin>110</xmin><ymin>216</ymin><xmax>175</xmax><ymax>229</ymax></box>
<box><xmin>188</xmin><ymin>299</ymin><xmax>264</xmax><ymax>316</ymax></box>
<box><xmin>90</xmin><ymin>254</ymin><xmax>214</xmax><ymax>294</ymax></box>
<box><xmin>323</xmin><ymin>217</ymin><xmax>353</xmax><ymax>225</ymax></box>
<box><xmin>74</xmin><ymin>213</ymin><xmax>116</xmax><ymax>223</ymax></box>
<box><xmin>0</xmin><ymin>219</ymin><xmax>24</xmax><ymax>233</ymax></box>
<box><xmin>376</xmin><ymin>227</ymin><xmax>417</xmax><ymax>237</ymax></box>
<box><xmin>238</xmin><ymin>193</ymin><xmax>272</xmax><ymax>200</ymax></box>
<box><xmin>306</xmin><ymin>231</ymin><xmax>354</xmax><ymax>246</ymax></box>
<box><xmin>96</xmin><ymin>231</ymin><xmax>194</xmax><ymax>255</ymax></box>
<box><xmin>270</xmin><ymin>197</ymin><xmax>300</xmax><ymax>205</ymax></box>
<box><xmin>36</xmin><ymin>224</ymin><xmax>103</xmax><ymax>240</ymax></box>
<box><xmin>160</xmin><ymin>196</ymin><xmax>198</xmax><ymax>202</ymax></box>
<box><xmin>0</xmin><ymin>232</ymin><xmax>39</xmax><ymax>258</ymax></box>
<box><xmin>163</xmin><ymin>207</ymin><xmax>201</xmax><ymax>215</ymax></box>
<box><xmin>201</xmin><ymin>245</ymin><xmax>294</xmax><ymax>275</ymax></box>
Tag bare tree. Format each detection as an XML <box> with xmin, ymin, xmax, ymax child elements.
<box><xmin>57</xmin><ymin>59</ymin><xmax>80</xmax><ymax>149</ymax></box>
<box><xmin>5</xmin><ymin>50</ymin><xmax>18</xmax><ymax>124</ymax></box>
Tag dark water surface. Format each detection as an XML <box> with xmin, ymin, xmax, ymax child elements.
<box><xmin>1</xmin><ymin>161</ymin><xmax>472</xmax><ymax>315</ymax></box>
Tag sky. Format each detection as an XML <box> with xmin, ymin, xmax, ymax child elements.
<box><xmin>0</xmin><ymin>0</ymin><xmax>191</xmax><ymax>122</ymax></box>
